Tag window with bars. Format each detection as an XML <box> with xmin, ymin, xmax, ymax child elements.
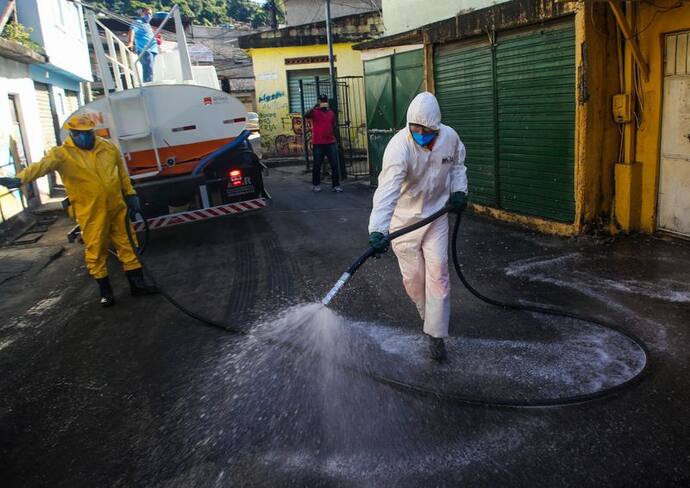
<box><xmin>286</xmin><ymin>68</ymin><xmax>334</xmax><ymax>113</ymax></box>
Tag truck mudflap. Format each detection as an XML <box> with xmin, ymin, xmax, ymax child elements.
<box><xmin>132</xmin><ymin>197</ymin><xmax>268</xmax><ymax>231</ymax></box>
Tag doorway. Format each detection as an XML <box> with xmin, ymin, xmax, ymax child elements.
<box><xmin>658</xmin><ymin>31</ymin><xmax>690</xmax><ymax>237</ymax></box>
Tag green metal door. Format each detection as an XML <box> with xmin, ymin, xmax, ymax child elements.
<box><xmin>435</xmin><ymin>40</ymin><xmax>497</xmax><ymax>206</ymax></box>
<box><xmin>365</xmin><ymin>56</ymin><xmax>395</xmax><ymax>185</ymax></box>
<box><xmin>365</xmin><ymin>49</ymin><xmax>424</xmax><ymax>185</ymax></box>
<box><xmin>434</xmin><ymin>19</ymin><xmax>576</xmax><ymax>222</ymax></box>
<box><xmin>496</xmin><ymin>22</ymin><xmax>576</xmax><ymax>221</ymax></box>
<box><xmin>394</xmin><ymin>50</ymin><xmax>425</xmax><ymax>128</ymax></box>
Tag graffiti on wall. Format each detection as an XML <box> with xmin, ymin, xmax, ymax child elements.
<box><xmin>258</xmin><ymin>91</ymin><xmax>285</xmax><ymax>103</ymax></box>
<box><xmin>257</xmin><ymin>88</ymin><xmax>323</xmax><ymax>157</ymax></box>
<box><xmin>273</xmin><ymin>114</ymin><xmax>314</xmax><ymax>157</ymax></box>
<box><xmin>257</xmin><ymin>89</ymin><xmax>285</xmax><ymax>156</ymax></box>
<box><xmin>260</xmin><ymin>111</ymin><xmax>278</xmax><ymax>134</ymax></box>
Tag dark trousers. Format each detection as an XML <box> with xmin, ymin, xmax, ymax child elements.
<box><xmin>312</xmin><ymin>143</ymin><xmax>340</xmax><ymax>187</ymax></box>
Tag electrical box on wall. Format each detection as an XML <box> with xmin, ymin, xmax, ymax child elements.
<box><xmin>612</xmin><ymin>94</ymin><xmax>631</xmax><ymax>123</ymax></box>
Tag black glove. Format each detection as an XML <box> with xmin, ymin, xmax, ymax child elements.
<box><xmin>368</xmin><ymin>231</ymin><xmax>389</xmax><ymax>254</ymax></box>
<box><xmin>450</xmin><ymin>191</ymin><xmax>467</xmax><ymax>213</ymax></box>
<box><xmin>0</xmin><ymin>177</ymin><xmax>22</xmax><ymax>189</ymax></box>
<box><xmin>125</xmin><ymin>194</ymin><xmax>142</xmax><ymax>220</ymax></box>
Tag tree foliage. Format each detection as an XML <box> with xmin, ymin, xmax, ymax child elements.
<box><xmin>86</xmin><ymin>0</ymin><xmax>284</xmax><ymax>27</ymax></box>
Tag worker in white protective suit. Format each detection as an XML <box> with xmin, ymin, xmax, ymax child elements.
<box><xmin>368</xmin><ymin>92</ymin><xmax>468</xmax><ymax>361</ymax></box>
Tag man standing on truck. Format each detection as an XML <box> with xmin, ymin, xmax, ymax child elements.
<box><xmin>305</xmin><ymin>94</ymin><xmax>343</xmax><ymax>193</ymax></box>
<box><xmin>0</xmin><ymin>115</ymin><xmax>157</xmax><ymax>308</ymax></box>
<box><xmin>127</xmin><ymin>7</ymin><xmax>159</xmax><ymax>83</ymax></box>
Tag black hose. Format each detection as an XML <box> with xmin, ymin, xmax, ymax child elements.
<box><xmin>126</xmin><ymin>213</ymin><xmax>246</xmax><ymax>335</ymax></box>
<box><xmin>364</xmin><ymin>210</ymin><xmax>650</xmax><ymax>407</ymax></box>
<box><xmin>126</xmin><ymin>207</ymin><xmax>650</xmax><ymax>408</ymax></box>
<box><xmin>352</xmin><ymin>207</ymin><xmax>450</xmax><ymax>275</ymax></box>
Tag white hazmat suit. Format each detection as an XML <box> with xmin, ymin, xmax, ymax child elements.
<box><xmin>368</xmin><ymin>92</ymin><xmax>467</xmax><ymax>338</ymax></box>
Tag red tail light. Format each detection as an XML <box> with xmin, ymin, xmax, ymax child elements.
<box><xmin>228</xmin><ymin>169</ymin><xmax>243</xmax><ymax>187</ymax></box>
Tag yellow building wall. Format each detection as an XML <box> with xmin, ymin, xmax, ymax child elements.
<box><xmin>249</xmin><ymin>44</ymin><xmax>364</xmax><ymax>158</ymax></box>
<box><xmin>578</xmin><ymin>3</ymin><xmax>622</xmax><ymax>232</ymax></box>
<box><xmin>624</xmin><ymin>2</ymin><xmax>690</xmax><ymax>233</ymax></box>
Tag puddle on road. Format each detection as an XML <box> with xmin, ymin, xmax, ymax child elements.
<box><xmin>244</xmin><ymin>303</ymin><xmax>647</xmax><ymax>403</ymax></box>
<box><xmin>166</xmin><ymin>303</ymin><xmax>646</xmax><ymax>484</ymax></box>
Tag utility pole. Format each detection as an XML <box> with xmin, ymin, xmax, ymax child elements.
<box><xmin>266</xmin><ymin>1</ymin><xmax>278</xmax><ymax>30</ymax></box>
<box><xmin>325</xmin><ymin>0</ymin><xmax>336</xmax><ymax>104</ymax></box>
<box><xmin>325</xmin><ymin>0</ymin><xmax>345</xmax><ymax>179</ymax></box>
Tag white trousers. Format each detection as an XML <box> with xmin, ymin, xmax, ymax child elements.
<box><xmin>391</xmin><ymin>215</ymin><xmax>450</xmax><ymax>338</ymax></box>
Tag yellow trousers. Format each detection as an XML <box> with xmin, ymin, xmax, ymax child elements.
<box><xmin>78</xmin><ymin>204</ymin><xmax>141</xmax><ymax>279</ymax></box>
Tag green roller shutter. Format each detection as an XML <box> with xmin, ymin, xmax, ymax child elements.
<box><xmin>496</xmin><ymin>22</ymin><xmax>576</xmax><ymax>222</ymax></box>
<box><xmin>433</xmin><ymin>19</ymin><xmax>576</xmax><ymax>222</ymax></box>
<box><xmin>435</xmin><ymin>40</ymin><xmax>496</xmax><ymax>207</ymax></box>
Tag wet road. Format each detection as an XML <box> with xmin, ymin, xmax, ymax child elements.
<box><xmin>1</xmin><ymin>168</ymin><xmax>690</xmax><ymax>487</ymax></box>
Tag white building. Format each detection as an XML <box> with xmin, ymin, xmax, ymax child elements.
<box><xmin>0</xmin><ymin>0</ymin><xmax>92</xmax><ymax>229</ymax></box>
<box><xmin>380</xmin><ymin>0</ymin><xmax>510</xmax><ymax>36</ymax></box>
<box><xmin>283</xmin><ymin>0</ymin><xmax>381</xmax><ymax>26</ymax></box>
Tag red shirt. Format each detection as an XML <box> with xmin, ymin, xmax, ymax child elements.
<box><xmin>308</xmin><ymin>108</ymin><xmax>336</xmax><ymax>145</ymax></box>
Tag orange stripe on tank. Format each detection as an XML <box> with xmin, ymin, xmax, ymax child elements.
<box><xmin>125</xmin><ymin>137</ymin><xmax>234</xmax><ymax>177</ymax></box>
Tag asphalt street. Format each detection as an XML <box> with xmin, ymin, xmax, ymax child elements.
<box><xmin>1</xmin><ymin>168</ymin><xmax>689</xmax><ymax>487</ymax></box>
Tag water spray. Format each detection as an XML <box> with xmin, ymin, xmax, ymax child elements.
<box><xmin>125</xmin><ymin>205</ymin><xmax>650</xmax><ymax>407</ymax></box>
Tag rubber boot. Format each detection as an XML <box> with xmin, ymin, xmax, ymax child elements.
<box><xmin>96</xmin><ymin>277</ymin><xmax>115</xmax><ymax>308</ymax></box>
<box><xmin>428</xmin><ymin>336</ymin><xmax>447</xmax><ymax>362</ymax></box>
<box><xmin>125</xmin><ymin>268</ymin><xmax>158</xmax><ymax>296</ymax></box>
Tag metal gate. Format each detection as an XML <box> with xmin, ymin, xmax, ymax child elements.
<box><xmin>364</xmin><ymin>49</ymin><xmax>424</xmax><ymax>185</ymax></box>
<box><xmin>435</xmin><ymin>19</ymin><xmax>576</xmax><ymax>222</ymax></box>
<box><xmin>337</xmin><ymin>76</ymin><xmax>367</xmax><ymax>178</ymax></box>
<box><xmin>299</xmin><ymin>76</ymin><xmax>368</xmax><ymax>179</ymax></box>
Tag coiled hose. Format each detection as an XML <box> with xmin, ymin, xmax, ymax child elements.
<box><xmin>126</xmin><ymin>207</ymin><xmax>650</xmax><ymax>408</ymax></box>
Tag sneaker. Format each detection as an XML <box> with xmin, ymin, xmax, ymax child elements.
<box><xmin>333</xmin><ymin>186</ymin><xmax>343</xmax><ymax>193</ymax></box>
<box><xmin>428</xmin><ymin>336</ymin><xmax>447</xmax><ymax>362</ymax></box>
<box><xmin>312</xmin><ymin>185</ymin><xmax>321</xmax><ymax>192</ymax></box>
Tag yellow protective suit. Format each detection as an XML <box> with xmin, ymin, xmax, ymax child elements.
<box><xmin>18</xmin><ymin>136</ymin><xmax>141</xmax><ymax>279</ymax></box>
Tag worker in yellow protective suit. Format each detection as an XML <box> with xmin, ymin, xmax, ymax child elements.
<box><xmin>0</xmin><ymin>115</ymin><xmax>157</xmax><ymax>307</ymax></box>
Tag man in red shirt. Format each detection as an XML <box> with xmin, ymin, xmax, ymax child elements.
<box><xmin>305</xmin><ymin>94</ymin><xmax>342</xmax><ymax>192</ymax></box>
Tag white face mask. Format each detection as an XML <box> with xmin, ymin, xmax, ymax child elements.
<box><xmin>319</xmin><ymin>102</ymin><xmax>329</xmax><ymax>108</ymax></box>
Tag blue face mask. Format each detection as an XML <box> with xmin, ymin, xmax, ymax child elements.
<box><xmin>71</xmin><ymin>130</ymin><xmax>95</xmax><ymax>150</ymax></box>
<box><xmin>412</xmin><ymin>131</ymin><xmax>436</xmax><ymax>147</ymax></box>
<box><xmin>142</xmin><ymin>14</ymin><xmax>152</xmax><ymax>23</ymax></box>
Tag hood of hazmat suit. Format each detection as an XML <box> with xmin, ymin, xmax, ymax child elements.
<box><xmin>368</xmin><ymin>91</ymin><xmax>467</xmax><ymax>234</ymax></box>
<box><xmin>17</xmin><ymin>136</ymin><xmax>141</xmax><ymax>280</ymax></box>
<box><xmin>368</xmin><ymin>91</ymin><xmax>468</xmax><ymax>339</ymax></box>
